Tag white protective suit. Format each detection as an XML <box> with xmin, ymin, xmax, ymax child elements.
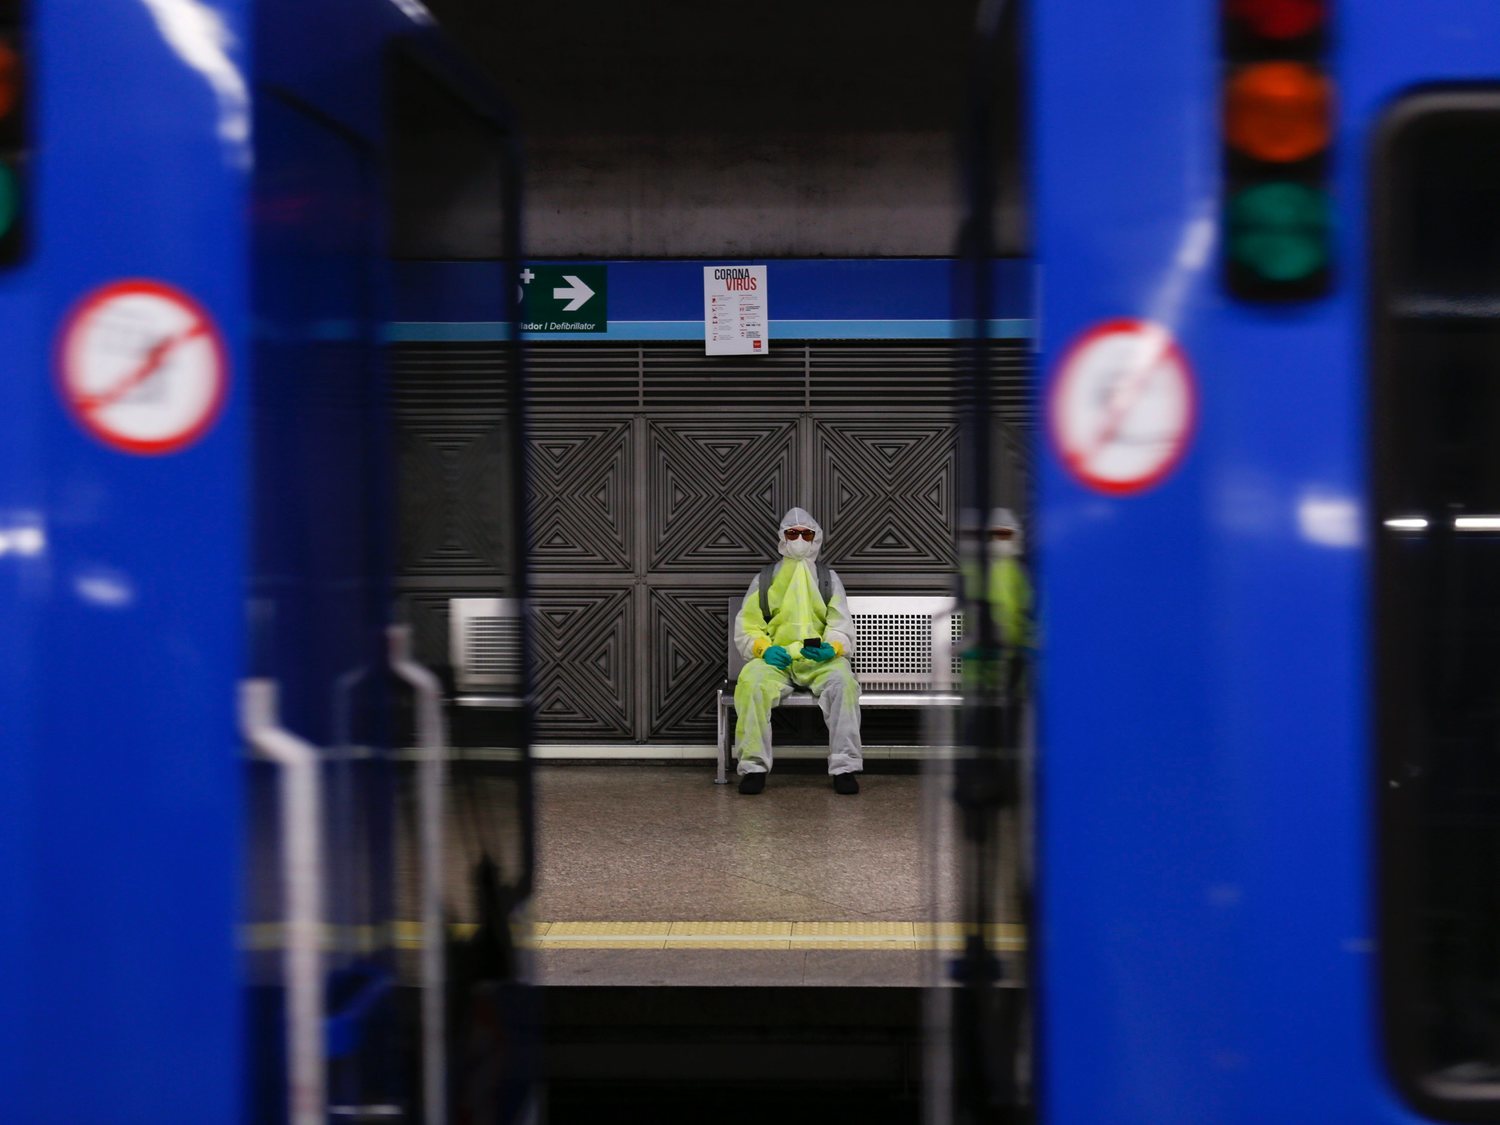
<box><xmin>732</xmin><ymin>507</ymin><xmax>863</xmax><ymax>775</ymax></box>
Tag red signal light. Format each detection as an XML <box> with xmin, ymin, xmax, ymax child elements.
<box><xmin>1226</xmin><ymin>0</ymin><xmax>1326</xmax><ymax>41</ymax></box>
<box><xmin>0</xmin><ymin>41</ymin><xmax>20</xmax><ymax>122</ymax></box>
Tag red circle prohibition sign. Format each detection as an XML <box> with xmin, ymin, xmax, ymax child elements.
<box><xmin>1048</xmin><ymin>318</ymin><xmax>1198</xmax><ymax>495</ymax></box>
<box><xmin>57</xmin><ymin>279</ymin><xmax>230</xmax><ymax>456</ymax></box>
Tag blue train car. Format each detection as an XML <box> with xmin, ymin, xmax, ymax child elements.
<box><xmin>0</xmin><ymin>2</ymin><xmax>529</xmax><ymax>1122</ymax></box>
<box><xmin>1032</xmin><ymin>1</ymin><xmax>1500</xmax><ymax>1122</ymax></box>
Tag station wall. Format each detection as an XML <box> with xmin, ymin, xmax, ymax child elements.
<box><xmin>393</xmin><ymin>338</ymin><xmax>1030</xmax><ymax>743</ymax></box>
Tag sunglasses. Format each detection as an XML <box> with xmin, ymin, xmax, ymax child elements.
<box><xmin>783</xmin><ymin>528</ymin><xmax>817</xmax><ymax>541</ymax></box>
<box><xmin>990</xmin><ymin>529</ymin><xmax>1016</xmax><ymax>540</ymax></box>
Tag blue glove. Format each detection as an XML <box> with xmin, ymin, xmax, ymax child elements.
<box><xmin>805</xmin><ymin>642</ymin><xmax>837</xmax><ymax>663</ymax></box>
<box><xmin>762</xmin><ymin>645</ymin><xmax>792</xmax><ymax>670</ymax></box>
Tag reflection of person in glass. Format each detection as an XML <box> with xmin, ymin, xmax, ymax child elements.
<box><xmin>731</xmin><ymin>507</ymin><xmax>862</xmax><ymax>796</ymax></box>
<box><xmin>985</xmin><ymin>507</ymin><xmax>1035</xmax><ymax>657</ymax></box>
<box><xmin>963</xmin><ymin>507</ymin><xmax>1036</xmax><ymax>695</ymax></box>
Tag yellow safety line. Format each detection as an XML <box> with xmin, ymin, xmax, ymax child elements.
<box><xmin>241</xmin><ymin>920</ymin><xmax>1025</xmax><ymax>953</ymax></box>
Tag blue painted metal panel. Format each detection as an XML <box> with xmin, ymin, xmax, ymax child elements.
<box><xmin>0</xmin><ymin>1</ymin><xmax>252</xmax><ymax>1121</ymax></box>
<box><xmin>1032</xmin><ymin>3</ymin><xmax>1500</xmax><ymax>1123</ymax></box>
<box><xmin>0</xmin><ymin>0</ymin><xmax>452</xmax><ymax>1120</ymax></box>
<box><xmin>390</xmin><ymin>257</ymin><xmax>1034</xmax><ymax>340</ymax></box>
<box><xmin>255</xmin><ymin>0</ymin><xmax>440</xmax><ymax>141</ymax></box>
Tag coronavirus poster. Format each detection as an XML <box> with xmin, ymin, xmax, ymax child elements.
<box><xmin>703</xmin><ymin>264</ymin><xmax>768</xmax><ymax>356</ymax></box>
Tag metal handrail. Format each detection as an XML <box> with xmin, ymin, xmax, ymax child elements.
<box><xmin>240</xmin><ymin>679</ymin><xmax>326</xmax><ymax>1125</ymax></box>
<box><xmin>388</xmin><ymin>625</ymin><xmax>448</xmax><ymax>1125</ymax></box>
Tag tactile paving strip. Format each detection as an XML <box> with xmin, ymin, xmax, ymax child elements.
<box><xmin>539</xmin><ymin>921</ymin><xmax>671</xmax><ymax>949</ymax></box>
<box><xmin>791</xmin><ymin>921</ymin><xmax>916</xmax><ymax>949</ymax></box>
<box><xmin>242</xmin><ymin>919</ymin><xmax>1026</xmax><ymax>952</ymax></box>
<box><xmin>666</xmin><ymin>921</ymin><xmax>793</xmax><ymax>949</ymax></box>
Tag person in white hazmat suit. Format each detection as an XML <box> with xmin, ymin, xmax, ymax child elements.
<box><xmin>732</xmin><ymin>507</ymin><xmax>863</xmax><ymax>795</ymax></box>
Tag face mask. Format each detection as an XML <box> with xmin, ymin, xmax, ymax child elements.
<box><xmin>784</xmin><ymin>537</ymin><xmax>816</xmax><ymax>560</ymax></box>
<box><xmin>997</xmin><ymin>539</ymin><xmax>1021</xmax><ymax>559</ymax></box>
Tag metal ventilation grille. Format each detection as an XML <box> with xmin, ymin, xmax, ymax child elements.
<box><xmin>390</xmin><ymin>344</ymin><xmax>510</xmax><ymax>412</ymax></box>
<box><xmin>944</xmin><ymin>341</ymin><xmax>1033</xmax><ymax>427</ymax></box>
<box><xmin>529</xmin><ymin>345</ymin><xmax>640</xmax><ymax>409</ymax></box>
<box><xmin>448</xmin><ymin>597</ymin><xmax>523</xmax><ymax>691</ymax></box>
<box><xmin>463</xmin><ymin>616</ymin><xmax>522</xmax><ymax>686</ymax></box>
<box><xmin>948</xmin><ymin>611</ymin><xmax>965</xmax><ymax>679</ymax></box>
<box><xmin>395</xmin><ymin>340</ymin><xmax>1035</xmax><ymax>423</ymax></box>
<box><xmin>850</xmin><ymin>612</ymin><xmax>937</xmax><ymax>690</ymax></box>
<box><xmin>641</xmin><ymin>343</ymin><xmax>806</xmax><ymax>408</ymax></box>
<box><xmin>810</xmin><ymin>344</ymin><xmax>956</xmax><ymax>410</ymax></box>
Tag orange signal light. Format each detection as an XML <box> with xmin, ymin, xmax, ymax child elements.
<box><xmin>0</xmin><ymin>41</ymin><xmax>20</xmax><ymax>121</ymax></box>
<box><xmin>1226</xmin><ymin>62</ymin><xmax>1333</xmax><ymax>163</ymax></box>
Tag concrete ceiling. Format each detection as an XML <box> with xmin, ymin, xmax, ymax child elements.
<box><xmin>429</xmin><ymin>0</ymin><xmax>987</xmax><ymax>134</ymax></box>
<box><xmin>419</xmin><ymin>0</ymin><xmax>1026</xmax><ymax>256</ymax></box>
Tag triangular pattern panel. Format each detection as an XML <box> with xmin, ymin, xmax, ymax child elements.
<box><xmin>531</xmin><ymin>588</ymin><xmax>635</xmax><ymax>739</ymax></box>
<box><xmin>527</xmin><ymin>420</ymin><xmax>632</xmax><ymax>572</ymax></box>
<box><xmin>649</xmin><ymin>587</ymin><xmax>738</xmax><ymax>739</ymax></box>
<box><xmin>647</xmin><ymin>419</ymin><xmax>798</xmax><ymax>572</ymax></box>
<box><xmin>812</xmin><ymin>420</ymin><xmax>958</xmax><ymax>571</ymax></box>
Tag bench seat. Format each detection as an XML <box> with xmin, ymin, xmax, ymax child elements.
<box><xmin>715</xmin><ymin>595</ymin><xmax>963</xmax><ymax>784</ymax></box>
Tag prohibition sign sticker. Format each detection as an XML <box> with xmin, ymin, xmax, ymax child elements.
<box><xmin>57</xmin><ymin>279</ymin><xmax>229</xmax><ymax>455</ymax></box>
<box><xmin>1049</xmin><ymin>318</ymin><xmax>1196</xmax><ymax>494</ymax></box>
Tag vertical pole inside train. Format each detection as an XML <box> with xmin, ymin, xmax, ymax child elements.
<box><xmin>948</xmin><ymin>0</ymin><xmax>1030</xmax><ymax>1120</ymax></box>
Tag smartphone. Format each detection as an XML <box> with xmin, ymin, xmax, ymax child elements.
<box><xmin>803</xmin><ymin>636</ymin><xmax>822</xmax><ymax>650</ymax></box>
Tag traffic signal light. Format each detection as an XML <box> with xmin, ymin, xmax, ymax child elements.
<box><xmin>1222</xmin><ymin>0</ymin><xmax>1333</xmax><ymax>300</ymax></box>
<box><xmin>0</xmin><ymin>1</ymin><xmax>26</xmax><ymax>266</ymax></box>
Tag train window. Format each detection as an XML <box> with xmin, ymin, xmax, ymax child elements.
<box><xmin>1374</xmin><ymin>88</ymin><xmax>1500</xmax><ymax>1118</ymax></box>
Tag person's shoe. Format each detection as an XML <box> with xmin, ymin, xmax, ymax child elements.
<box><xmin>738</xmin><ymin>772</ymin><xmax>767</xmax><ymax>795</ymax></box>
<box><xmin>833</xmin><ymin>772</ymin><xmax>860</xmax><ymax>795</ymax></box>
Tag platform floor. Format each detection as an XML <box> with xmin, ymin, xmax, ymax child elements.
<box><xmin>526</xmin><ymin>764</ymin><xmax>999</xmax><ymax>987</ymax></box>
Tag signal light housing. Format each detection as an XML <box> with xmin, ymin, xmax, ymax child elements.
<box><xmin>1225</xmin><ymin>0</ymin><xmax>1328</xmax><ymax>47</ymax></box>
<box><xmin>1222</xmin><ymin>0</ymin><xmax>1333</xmax><ymax>300</ymax></box>
<box><xmin>0</xmin><ymin>5</ymin><xmax>23</xmax><ymax>267</ymax></box>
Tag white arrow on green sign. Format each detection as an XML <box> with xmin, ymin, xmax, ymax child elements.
<box><xmin>519</xmin><ymin>264</ymin><xmax>608</xmax><ymax>332</ymax></box>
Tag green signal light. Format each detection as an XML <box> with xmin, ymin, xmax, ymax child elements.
<box><xmin>0</xmin><ymin>161</ymin><xmax>18</xmax><ymax>239</ymax></box>
<box><xmin>1229</xmin><ymin>181</ymin><xmax>1330</xmax><ymax>282</ymax></box>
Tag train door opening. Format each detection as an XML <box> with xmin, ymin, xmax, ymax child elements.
<box><xmin>382</xmin><ymin>12</ymin><xmax>1036</xmax><ymax>1125</ymax></box>
<box><xmin>385</xmin><ymin>46</ymin><xmax>539</xmax><ymax>1125</ymax></box>
<box><xmin>246</xmin><ymin>88</ymin><xmax>397</xmax><ymax>1123</ymax></box>
<box><xmin>245</xmin><ymin>41</ymin><xmax>537</xmax><ymax>1125</ymax></box>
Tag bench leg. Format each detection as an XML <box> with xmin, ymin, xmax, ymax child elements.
<box><xmin>714</xmin><ymin>689</ymin><xmax>730</xmax><ymax>784</ymax></box>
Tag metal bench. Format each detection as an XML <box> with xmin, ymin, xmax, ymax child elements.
<box><xmin>715</xmin><ymin>595</ymin><xmax>964</xmax><ymax>784</ymax></box>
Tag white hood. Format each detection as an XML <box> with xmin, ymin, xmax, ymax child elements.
<box><xmin>777</xmin><ymin>506</ymin><xmax>824</xmax><ymax>563</ymax></box>
<box><xmin>989</xmin><ymin>507</ymin><xmax>1024</xmax><ymax>558</ymax></box>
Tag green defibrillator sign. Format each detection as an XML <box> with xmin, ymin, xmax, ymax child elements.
<box><xmin>519</xmin><ymin>265</ymin><xmax>607</xmax><ymax>333</ymax></box>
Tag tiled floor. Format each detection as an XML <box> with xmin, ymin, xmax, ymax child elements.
<box><xmin>526</xmin><ymin>764</ymin><xmax>990</xmax><ymax>987</ymax></box>
<box><xmin>377</xmin><ymin>762</ymin><xmax>1022</xmax><ymax>986</ymax></box>
<box><xmin>530</xmin><ymin>764</ymin><xmax>956</xmax><ymax>923</ymax></box>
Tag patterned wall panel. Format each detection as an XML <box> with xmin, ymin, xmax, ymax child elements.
<box><xmin>531</xmin><ymin>588</ymin><xmax>635</xmax><ymax>739</ymax></box>
<box><xmin>398</xmin><ymin>420</ymin><xmax>512</xmax><ymax>575</ymax></box>
<box><xmin>396</xmin><ymin>340</ymin><xmax>1026</xmax><ymax>743</ymax></box>
<box><xmin>812</xmin><ymin>419</ymin><xmax>958</xmax><ymax>571</ymax></box>
<box><xmin>529</xmin><ymin>420</ymin><xmax>632</xmax><ymax>571</ymax></box>
<box><xmin>648</xmin><ymin>587</ymin><xmax>738</xmax><ymax>739</ymax></box>
<box><xmin>647</xmin><ymin>419</ymin><xmax>798</xmax><ymax>572</ymax></box>
<box><xmin>402</xmin><ymin>592</ymin><xmax>454</xmax><ymax>671</ymax></box>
